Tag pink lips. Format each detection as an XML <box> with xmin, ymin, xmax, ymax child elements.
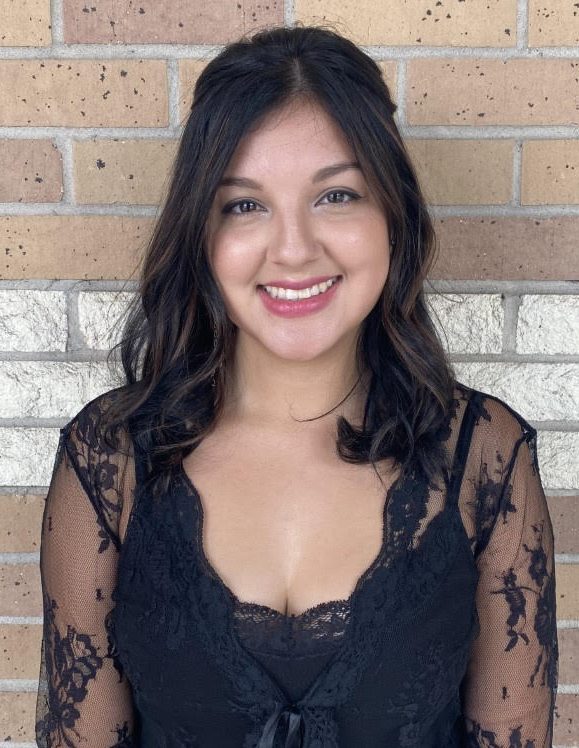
<box><xmin>258</xmin><ymin>274</ymin><xmax>341</xmax><ymax>290</ymax></box>
<box><xmin>257</xmin><ymin>276</ymin><xmax>341</xmax><ymax>318</ymax></box>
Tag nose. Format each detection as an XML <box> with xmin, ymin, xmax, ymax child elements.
<box><xmin>268</xmin><ymin>203</ymin><xmax>322</xmax><ymax>268</ymax></box>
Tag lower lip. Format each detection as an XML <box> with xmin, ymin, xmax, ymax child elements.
<box><xmin>257</xmin><ymin>278</ymin><xmax>341</xmax><ymax>318</ymax></box>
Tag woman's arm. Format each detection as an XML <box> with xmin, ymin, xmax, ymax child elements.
<box><xmin>461</xmin><ymin>427</ymin><xmax>559</xmax><ymax>746</ymax></box>
<box><xmin>35</xmin><ymin>418</ymin><xmax>138</xmax><ymax>747</ymax></box>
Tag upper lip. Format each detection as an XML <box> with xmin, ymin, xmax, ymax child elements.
<box><xmin>258</xmin><ymin>275</ymin><xmax>341</xmax><ymax>290</ymax></box>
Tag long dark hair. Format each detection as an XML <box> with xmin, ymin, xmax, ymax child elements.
<box><xmin>98</xmin><ymin>22</ymin><xmax>458</xmax><ymax>499</ymax></box>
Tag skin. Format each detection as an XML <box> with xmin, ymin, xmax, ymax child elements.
<box><xmin>180</xmin><ymin>100</ymin><xmax>397</xmax><ymax>615</ymax></box>
<box><xmin>205</xmin><ymin>97</ymin><xmax>392</xmax><ymax>435</ymax></box>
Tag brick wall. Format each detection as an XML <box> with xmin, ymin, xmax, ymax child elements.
<box><xmin>0</xmin><ymin>0</ymin><xmax>577</xmax><ymax>744</ymax></box>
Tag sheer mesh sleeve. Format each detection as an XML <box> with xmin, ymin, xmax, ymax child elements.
<box><xmin>35</xmin><ymin>400</ymin><xmax>138</xmax><ymax>746</ymax></box>
<box><xmin>461</xmin><ymin>421</ymin><xmax>559</xmax><ymax>747</ymax></box>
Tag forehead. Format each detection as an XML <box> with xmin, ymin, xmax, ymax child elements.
<box><xmin>223</xmin><ymin>100</ymin><xmax>356</xmax><ymax>176</ymax></box>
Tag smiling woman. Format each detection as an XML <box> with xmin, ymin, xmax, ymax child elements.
<box><xmin>35</xmin><ymin>22</ymin><xmax>558</xmax><ymax>748</ymax></box>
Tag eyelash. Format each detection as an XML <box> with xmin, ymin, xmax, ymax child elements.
<box><xmin>222</xmin><ymin>190</ymin><xmax>361</xmax><ymax>216</ymax></box>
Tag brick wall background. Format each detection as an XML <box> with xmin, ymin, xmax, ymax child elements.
<box><xmin>0</xmin><ymin>0</ymin><xmax>577</xmax><ymax>744</ymax></box>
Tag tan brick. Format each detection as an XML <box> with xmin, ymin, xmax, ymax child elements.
<box><xmin>406</xmin><ymin>139</ymin><xmax>513</xmax><ymax>205</ymax></box>
<box><xmin>0</xmin><ymin>140</ymin><xmax>63</xmax><ymax>203</ymax></box>
<box><xmin>0</xmin><ymin>0</ymin><xmax>51</xmax><ymax>46</ymax></box>
<box><xmin>550</xmin><ymin>496</ymin><xmax>579</xmax><ymax>555</ymax></box>
<box><xmin>0</xmin><ymin>691</ymin><xmax>36</xmax><ymax>742</ymax></box>
<box><xmin>407</xmin><ymin>59</ymin><xmax>579</xmax><ymax>126</ymax></box>
<box><xmin>74</xmin><ymin>138</ymin><xmax>178</xmax><ymax>205</ymax></box>
<box><xmin>529</xmin><ymin>0</ymin><xmax>579</xmax><ymax>47</ymax></box>
<box><xmin>557</xmin><ymin>564</ymin><xmax>579</xmax><ymax>620</ymax></box>
<box><xmin>522</xmin><ymin>140</ymin><xmax>579</xmax><ymax>205</ymax></box>
<box><xmin>295</xmin><ymin>0</ymin><xmax>517</xmax><ymax>47</ymax></box>
<box><xmin>179</xmin><ymin>58</ymin><xmax>397</xmax><ymax>127</ymax></box>
<box><xmin>0</xmin><ymin>59</ymin><xmax>168</xmax><ymax>127</ymax></box>
<box><xmin>63</xmin><ymin>0</ymin><xmax>283</xmax><ymax>44</ymax></box>
<box><xmin>554</xmin><ymin>694</ymin><xmax>579</xmax><ymax>744</ymax></box>
<box><xmin>430</xmin><ymin>216</ymin><xmax>579</xmax><ymax>281</ymax></box>
<box><xmin>0</xmin><ymin>623</ymin><xmax>42</xmax><ymax>678</ymax></box>
<box><xmin>558</xmin><ymin>627</ymin><xmax>579</xmax><ymax>685</ymax></box>
<box><xmin>0</xmin><ymin>564</ymin><xmax>41</xmax><ymax>617</ymax></box>
<box><xmin>0</xmin><ymin>215</ymin><xmax>154</xmax><ymax>280</ymax></box>
<box><xmin>0</xmin><ymin>494</ymin><xmax>45</xmax><ymax>553</ymax></box>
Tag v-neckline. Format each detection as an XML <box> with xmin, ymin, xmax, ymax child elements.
<box><xmin>178</xmin><ymin>460</ymin><xmax>407</xmax><ymax>622</ymax></box>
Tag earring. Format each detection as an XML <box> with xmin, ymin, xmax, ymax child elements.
<box><xmin>210</xmin><ymin>322</ymin><xmax>218</xmax><ymax>389</ymax></box>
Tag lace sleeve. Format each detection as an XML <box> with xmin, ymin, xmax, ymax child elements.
<box><xmin>35</xmin><ymin>405</ymin><xmax>138</xmax><ymax>746</ymax></box>
<box><xmin>461</xmin><ymin>425</ymin><xmax>559</xmax><ymax>746</ymax></box>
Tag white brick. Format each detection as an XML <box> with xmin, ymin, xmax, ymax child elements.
<box><xmin>426</xmin><ymin>293</ymin><xmax>503</xmax><ymax>354</ymax></box>
<box><xmin>0</xmin><ymin>361</ymin><xmax>119</xmax><ymax>418</ymax></box>
<box><xmin>78</xmin><ymin>290</ymin><xmax>135</xmax><ymax>350</ymax></box>
<box><xmin>0</xmin><ymin>290</ymin><xmax>67</xmax><ymax>352</ymax></box>
<box><xmin>1</xmin><ymin>427</ymin><xmax>62</xmax><ymax>486</ymax></box>
<box><xmin>536</xmin><ymin>430</ymin><xmax>579</xmax><ymax>491</ymax></box>
<box><xmin>454</xmin><ymin>363</ymin><xmax>579</xmax><ymax>421</ymax></box>
<box><xmin>516</xmin><ymin>294</ymin><xmax>579</xmax><ymax>354</ymax></box>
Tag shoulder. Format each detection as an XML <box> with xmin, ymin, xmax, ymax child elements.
<box><xmin>454</xmin><ymin>381</ymin><xmax>536</xmax><ymax>449</ymax></box>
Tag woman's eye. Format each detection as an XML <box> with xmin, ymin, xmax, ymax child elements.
<box><xmin>321</xmin><ymin>190</ymin><xmax>360</xmax><ymax>206</ymax></box>
<box><xmin>222</xmin><ymin>199</ymin><xmax>260</xmax><ymax>215</ymax></box>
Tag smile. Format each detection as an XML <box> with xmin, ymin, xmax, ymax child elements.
<box><xmin>261</xmin><ymin>275</ymin><xmax>341</xmax><ymax>300</ymax></box>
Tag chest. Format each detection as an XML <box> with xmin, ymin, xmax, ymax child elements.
<box><xmin>179</xmin><ymin>423</ymin><xmax>402</xmax><ymax>618</ymax></box>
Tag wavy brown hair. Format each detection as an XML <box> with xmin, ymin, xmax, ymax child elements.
<box><xmin>97</xmin><ymin>22</ymin><xmax>458</xmax><ymax>499</ymax></box>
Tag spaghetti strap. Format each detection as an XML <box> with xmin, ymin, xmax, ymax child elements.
<box><xmin>446</xmin><ymin>389</ymin><xmax>480</xmax><ymax>508</ymax></box>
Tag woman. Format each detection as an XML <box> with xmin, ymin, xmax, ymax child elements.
<box><xmin>35</xmin><ymin>23</ymin><xmax>558</xmax><ymax>748</ymax></box>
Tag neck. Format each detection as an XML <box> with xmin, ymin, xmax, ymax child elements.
<box><xmin>221</xmin><ymin>331</ymin><xmax>369</xmax><ymax>434</ymax></box>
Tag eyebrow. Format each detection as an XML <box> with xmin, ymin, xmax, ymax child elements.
<box><xmin>218</xmin><ymin>160</ymin><xmax>362</xmax><ymax>189</ymax></box>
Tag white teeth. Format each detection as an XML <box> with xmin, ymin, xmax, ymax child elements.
<box><xmin>263</xmin><ymin>277</ymin><xmax>339</xmax><ymax>301</ymax></box>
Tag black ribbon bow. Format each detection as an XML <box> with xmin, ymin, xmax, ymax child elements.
<box><xmin>257</xmin><ymin>701</ymin><xmax>304</xmax><ymax>748</ymax></box>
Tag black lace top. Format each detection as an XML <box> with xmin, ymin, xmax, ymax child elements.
<box><xmin>34</xmin><ymin>382</ymin><xmax>559</xmax><ymax>747</ymax></box>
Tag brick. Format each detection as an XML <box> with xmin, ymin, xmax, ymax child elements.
<box><xmin>2</xmin><ymin>427</ymin><xmax>62</xmax><ymax>487</ymax></box>
<box><xmin>529</xmin><ymin>0</ymin><xmax>579</xmax><ymax>47</ymax></box>
<box><xmin>0</xmin><ymin>59</ymin><xmax>168</xmax><ymax>127</ymax></box>
<box><xmin>179</xmin><ymin>59</ymin><xmax>397</xmax><ymax>123</ymax></box>
<box><xmin>406</xmin><ymin>139</ymin><xmax>513</xmax><ymax>205</ymax></box>
<box><xmin>63</xmin><ymin>0</ymin><xmax>283</xmax><ymax>43</ymax></box>
<box><xmin>0</xmin><ymin>140</ymin><xmax>62</xmax><ymax>202</ymax></box>
<box><xmin>430</xmin><ymin>216</ymin><xmax>579</xmax><ymax>280</ymax></box>
<box><xmin>294</xmin><ymin>0</ymin><xmax>517</xmax><ymax>47</ymax></box>
<box><xmin>452</xmin><ymin>363</ymin><xmax>579</xmax><ymax>421</ymax></box>
<box><xmin>557</xmin><ymin>564</ymin><xmax>579</xmax><ymax>619</ymax></box>
<box><xmin>521</xmin><ymin>140</ymin><xmax>579</xmax><ymax>205</ymax></box>
<box><xmin>0</xmin><ymin>623</ymin><xmax>42</xmax><ymax>678</ymax></box>
<box><xmin>0</xmin><ymin>215</ymin><xmax>154</xmax><ymax>280</ymax></box>
<box><xmin>78</xmin><ymin>290</ymin><xmax>135</xmax><ymax>349</ymax></box>
<box><xmin>550</xmin><ymin>496</ymin><xmax>579</xmax><ymax>555</ymax></box>
<box><xmin>425</xmin><ymin>293</ymin><xmax>503</xmax><ymax>354</ymax></box>
<box><xmin>554</xmin><ymin>694</ymin><xmax>579</xmax><ymax>744</ymax></box>
<box><xmin>0</xmin><ymin>494</ymin><xmax>45</xmax><ymax>552</ymax></box>
<box><xmin>0</xmin><ymin>361</ymin><xmax>115</xmax><ymax>418</ymax></box>
<box><xmin>0</xmin><ymin>290</ymin><xmax>67</xmax><ymax>351</ymax></box>
<box><xmin>0</xmin><ymin>0</ymin><xmax>51</xmax><ymax>46</ymax></box>
<box><xmin>0</xmin><ymin>564</ymin><xmax>41</xmax><ymax>617</ymax></box>
<box><xmin>74</xmin><ymin>138</ymin><xmax>178</xmax><ymax>205</ymax></box>
<box><xmin>0</xmin><ymin>691</ymin><xmax>36</xmax><ymax>742</ymax></box>
<box><xmin>536</xmin><ymin>432</ymin><xmax>579</xmax><ymax>493</ymax></box>
<box><xmin>558</xmin><ymin>627</ymin><xmax>579</xmax><ymax>685</ymax></box>
<box><xmin>517</xmin><ymin>295</ymin><xmax>579</xmax><ymax>355</ymax></box>
<box><xmin>407</xmin><ymin>59</ymin><xmax>579</xmax><ymax>126</ymax></box>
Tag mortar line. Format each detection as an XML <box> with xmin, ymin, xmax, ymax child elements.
<box><xmin>0</xmin><ymin>44</ymin><xmax>577</xmax><ymax>59</ymax></box>
<box><xmin>513</xmin><ymin>139</ymin><xmax>523</xmax><ymax>206</ymax></box>
<box><xmin>517</xmin><ymin>0</ymin><xmax>530</xmax><ymax>49</ymax></box>
<box><xmin>53</xmin><ymin>133</ymin><xmax>74</xmax><ymax>204</ymax></box>
<box><xmin>284</xmin><ymin>0</ymin><xmax>295</xmax><ymax>26</ymax></box>
<box><xmin>49</xmin><ymin>0</ymin><xmax>64</xmax><ymax>44</ymax></box>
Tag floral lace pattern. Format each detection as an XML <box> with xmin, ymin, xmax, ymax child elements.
<box><xmin>35</xmin><ymin>383</ymin><xmax>558</xmax><ymax>747</ymax></box>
